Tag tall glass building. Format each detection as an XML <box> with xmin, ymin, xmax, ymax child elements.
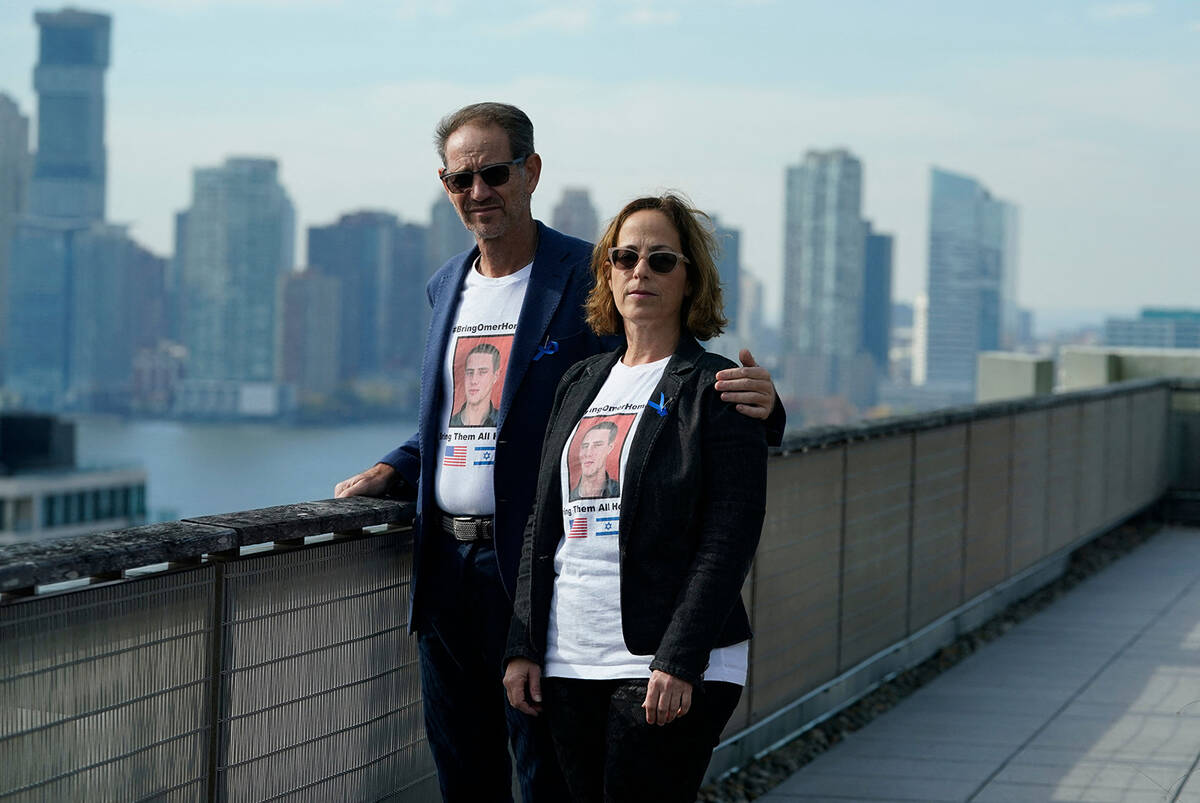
<box><xmin>923</xmin><ymin>167</ymin><xmax>1018</xmax><ymax>394</ymax></box>
<box><xmin>0</xmin><ymin>94</ymin><xmax>31</xmax><ymax>381</ymax></box>
<box><xmin>308</xmin><ymin>211</ymin><xmax>428</xmax><ymax>383</ymax></box>
<box><xmin>712</xmin><ymin>215</ymin><xmax>741</xmax><ymax>337</ymax></box>
<box><xmin>29</xmin><ymin>9</ymin><xmax>110</xmax><ymax>221</ymax></box>
<box><xmin>175</xmin><ymin>158</ymin><xmax>295</xmax><ymax>383</ymax></box>
<box><xmin>862</xmin><ymin>222</ymin><xmax>894</xmax><ymax>381</ymax></box>
<box><xmin>782</xmin><ymin>149</ymin><xmax>872</xmax><ymax>406</ymax></box>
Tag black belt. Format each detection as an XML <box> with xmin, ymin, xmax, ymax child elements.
<box><xmin>440</xmin><ymin>514</ymin><xmax>494</xmax><ymax>542</ymax></box>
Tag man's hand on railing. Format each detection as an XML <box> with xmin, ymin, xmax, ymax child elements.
<box><xmin>334</xmin><ymin>463</ymin><xmax>398</xmax><ymax>499</ymax></box>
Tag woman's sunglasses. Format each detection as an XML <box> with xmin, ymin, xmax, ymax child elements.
<box><xmin>607</xmin><ymin>247</ymin><xmax>688</xmax><ymax>274</ymax></box>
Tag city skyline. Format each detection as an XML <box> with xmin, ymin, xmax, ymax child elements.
<box><xmin>1</xmin><ymin>1</ymin><xmax>1198</xmax><ymax>325</ymax></box>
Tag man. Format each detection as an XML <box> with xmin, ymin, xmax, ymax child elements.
<box><xmin>570</xmin><ymin>420</ymin><xmax>620</xmax><ymax>500</ymax></box>
<box><xmin>449</xmin><ymin>342</ymin><xmax>501</xmax><ymax>427</ymax></box>
<box><xmin>334</xmin><ymin>102</ymin><xmax>783</xmax><ymax>802</ymax></box>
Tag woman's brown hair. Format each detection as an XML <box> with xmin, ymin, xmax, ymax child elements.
<box><xmin>584</xmin><ymin>193</ymin><xmax>727</xmax><ymax>340</ymax></box>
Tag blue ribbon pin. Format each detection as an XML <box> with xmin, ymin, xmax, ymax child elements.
<box><xmin>533</xmin><ymin>339</ymin><xmax>559</xmax><ymax>361</ymax></box>
<box><xmin>647</xmin><ymin>392</ymin><xmax>668</xmax><ymax>417</ymax></box>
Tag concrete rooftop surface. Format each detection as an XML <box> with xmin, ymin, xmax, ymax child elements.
<box><xmin>758</xmin><ymin>526</ymin><xmax>1200</xmax><ymax>803</ymax></box>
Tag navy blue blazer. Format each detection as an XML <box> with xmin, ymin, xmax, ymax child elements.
<box><xmin>381</xmin><ymin>222</ymin><xmax>608</xmax><ymax>629</ymax></box>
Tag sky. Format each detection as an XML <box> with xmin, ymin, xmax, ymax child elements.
<box><xmin>1</xmin><ymin>0</ymin><xmax>1197</xmax><ymax>329</ymax></box>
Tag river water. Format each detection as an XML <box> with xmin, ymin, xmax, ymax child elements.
<box><xmin>72</xmin><ymin>416</ymin><xmax>418</xmax><ymax>521</ymax></box>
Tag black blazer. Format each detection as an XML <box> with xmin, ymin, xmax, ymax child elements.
<box><xmin>506</xmin><ymin>337</ymin><xmax>767</xmax><ymax>686</ymax></box>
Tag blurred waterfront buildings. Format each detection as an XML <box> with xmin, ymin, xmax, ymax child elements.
<box><xmin>712</xmin><ymin>215</ymin><xmax>742</xmax><ymax>340</ymax></box>
<box><xmin>428</xmin><ymin>194</ymin><xmax>474</xmax><ymax>269</ymax></box>
<box><xmin>921</xmin><ymin>167</ymin><xmax>1018</xmax><ymax>398</ymax></box>
<box><xmin>280</xmin><ymin>269</ymin><xmax>341</xmax><ymax>398</ymax></box>
<box><xmin>0</xmin><ymin>94</ymin><xmax>30</xmax><ymax>383</ymax></box>
<box><xmin>174</xmin><ymin>157</ymin><xmax>295</xmax><ymax>386</ymax></box>
<box><xmin>551</xmin><ymin>187</ymin><xmax>599</xmax><ymax>243</ymax></box>
<box><xmin>307</xmin><ymin>210</ymin><xmax>428</xmax><ymax>387</ymax></box>
<box><xmin>861</xmin><ymin>221</ymin><xmax>894</xmax><ymax>406</ymax></box>
<box><xmin>781</xmin><ymin>149</ymin><xmax>877</xmax><ymax>415</ymax></box>
<box><xmin>28</xmin><ymin>9</ymin><xmax>109</xmax><ymax>221</ymax></box>
<box><xmin>1104</xmin><ymin>308</ymin><xmax>1200</xmax><ymax>349</ymax></box>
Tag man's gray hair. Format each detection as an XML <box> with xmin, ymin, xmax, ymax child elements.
<box><xmin>435</xmin><ymin>102</ymin><xmax>534</xmax><ymax>166</ymax></box>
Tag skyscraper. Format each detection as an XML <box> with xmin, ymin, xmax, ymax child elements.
<box><xmin>551</xmin><ymin>187</ymin><xmax>600</xmax><ymax>243</ymax></box>
<box><xmin>69</xmin><ymin>224</ymin><xmax>165</xmax><ymax>410</ymax></box>
<box><xmin>782</xmin><ymin>149</ymin><xmax>871</xmax><ymax>405</ymax></box>
<box><xmin>428</xmin><ymin>194</ymin><xmax>474</xmax><ymax>270</ymax></box>
<box><xmin>5</xmin><ymin>219</ymin><xmax>81</xmax><ymax>408</ymax></box>
<box><xmin>0</xmin><ymin>94</ymin><xmax>31</xmax><ymax>381</ymax></box>
<box><xmin>280</xmin><ymin>269</ymin><xmax>341</xmax><ymax>397</ymax></box>
<box><xmin>1104</xmin><ymin>308</ymin><xmax>1200</xmax><ymax>349</ymax></box>
<box><xmin>175</xmin><ymin>157</ymin><xmax>295</xmax><ymax>383</ymax></box>
<box><xmin>29</xmin><ymin>9</ymin><xmax>110</xmax><ymax>221</ymax></box>
<box><xmin>923</xmin><ymin>167</ymin><xmax>1018</xmax><ymax>393</ymax></box>
<box><xmin>308</xmin><ymin>211</ymin><xmax>430</xmax><ymax>383</ymax></box>
<box><xmin>383</xmin><ymin>221</ymin><xmax>430</xmax><ymax>377</ymax></box>
<box><xmin>861</xmin><ymin>222</ymin><xmax>894</xmax><ymax>379</ymax></box>
<box><xmin>308</xmin><ymin>211</ymin><xmax>396</xmax><ymax>382</ymax></box>
<box><xmin>6</xmin><ymin>220</ymin><xmax>166</xmax><ymax>411</ymax></box>
<box><xmin>911</xmin><ymin>294</ymin><xmax>928</xmax><ymax>386</ymax></box>
<box><xmin>711</xmin><ymin>215</ymin><xmax>741</xmax><ymax>336</ymax></box>
<box><xmin>738</xmin><ymin>271</ymin><xmax>763</xmax><ymax>346</ymax></box>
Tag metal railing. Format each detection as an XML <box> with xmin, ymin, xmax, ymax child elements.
<box><xmin>1</xmin><ymin>379</ymin><xmax>1195</xmax><ymax>801</ymax></box>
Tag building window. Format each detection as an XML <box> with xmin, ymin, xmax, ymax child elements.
<box><xmin>0</xmin><ymin>499</ymin><xmax>6</xmax><ymax>531</ymax></box>
<box><xmin>118</xmin><ymin>487</ymin><xmax>131</xmax><ymax>517</ymax></box>
<box><xmin>91</xmin><ymin>490</ymin><xmax>102</xmax><ymax>520</ymax></box>
<box><xmin>44</xmin><ymin>495</ymin><xmax>59</xmax><ymax>528</ymax></box>
<box><xmin>96</xmin><ymin>488</ymin><xmax>111</xmax><ymax>519</ymax></box>
<box><xmin>13</xmin><ymin>497</ymin><xmax>33</xmax><ymax>532</ymax></box>
<box><xmin>80</xmin><ymin>491</ymin><xmax>93</xmax><ymax>522</ymax></box>
<box><xmin>64</xmin><ymin>492</ymin><xmax>78</xmax><ymax>525</ymax></box>
<box><xmin>134</xmin><ymin>485</ymin><xmax>146</xmax><ymax>517</ymax></box>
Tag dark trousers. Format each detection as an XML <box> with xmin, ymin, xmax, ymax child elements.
<box><xmin>541</xmin><ymin>676</ymin><xmax>742</xmax><ymax>803</ymax></box>
<box><xmin>417</xmin><ymin>540</ymin><xmax>567</xmax><ymax>802</ymax></box>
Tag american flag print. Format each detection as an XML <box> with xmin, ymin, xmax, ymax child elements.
<box><xmin>595</xmin><ymin>515</ymin><xmax>619</xmax><ymax>536</ymax></box>
<box><xmin>568</xmin><ymin>518</ymin><xmax>588</xmax><ymax>538</ymax></box>
<box><xmin>442</xmin><ymin>445</ymin><xmax>467</xmax><ymax>467</ymax></box>
<box><xmin>473</xmin><ymin>446</ymin><xmax>495</xmax><ymax>466</ymax></box>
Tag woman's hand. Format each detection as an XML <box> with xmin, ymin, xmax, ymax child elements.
<box><xmin>503</xmin><ymin>658</ymin><xmax>543</xmax><ymax>716</ymax></box>
<box><xmin>643</xmin><ymin>670</ymin><xmax>693</xmax><ymax>725</ymax></box>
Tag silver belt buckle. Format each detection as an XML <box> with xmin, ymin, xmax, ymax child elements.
<box><xmin>451</xmin><ymin>515</ymin><xmax>491</xmax><ymax>542</ymax></box>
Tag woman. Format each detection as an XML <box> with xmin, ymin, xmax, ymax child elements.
<box><xmin>503</xmin><ymin>194</ymin><xmax>767</xmax><ymax>802</ymax></box>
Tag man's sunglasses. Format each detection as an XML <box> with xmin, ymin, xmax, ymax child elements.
<box><xmin>439</xmin><ymin>156</ymin><xmax>527</xmax><ymax>194</ymax></box>
<box><xmin>607</xmin><ymin>247</ymin><xmax>688</xmax><ymax>274</ymax></box>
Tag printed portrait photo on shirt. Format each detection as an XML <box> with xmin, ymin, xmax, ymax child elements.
<box><xmin>449</xmin><ymin>335</ymin><xmax>513</xmax><ymax>428</ymax></box>
<box><xmin>566</xmin><ymin>414</ymin><xmax>636</xmax><ymax>502</ymax></box>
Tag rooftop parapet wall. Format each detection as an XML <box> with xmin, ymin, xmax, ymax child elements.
<box><xmin>1060</xmin><ymin>345</ymin><xmax>1200</xmax><ymax>391</ymax></box>
<box><xmin>0</xmin><ymin>378</ymin><xmax>1193</xmax><ymax>799</ymax></box>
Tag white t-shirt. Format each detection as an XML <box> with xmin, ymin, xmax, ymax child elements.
<box><xmin>433</xmin><ymin>260</ymin><xmax>531</xmax><ymax>516</ymax></box>
<box><xmin>544</xmin><ymin>356</ymin><xmax>749</xmax><ymax>685</ymax></box>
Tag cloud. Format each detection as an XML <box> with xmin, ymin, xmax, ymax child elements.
<box><xmin>122</xmin><ymin>0</ymin><xmax>344</xmax><ymax>8</ymax></box>
<box><xmin>502</xmin><ymin>6</ymin><xmax>592</xmax><ymax>34</ymax></box>
<box><xmin>1189</xmin><ymin>20</ymin><xmax>1200</xmax><ymax>32</ymax></box>
<box><xmin>393</xmin><ymin>0</ymin><xmax>459</xmax><ymax>21</ymax></box>
<box><xmin>1089</xmin><ymin>2</ymin><xmax>1154</xmax><ymax>20</ymax></box>
<box><xmin>103</xmin><ymin>58</ymin><xmax>1200</xmax><ymax>316</ymax></box>
<box><xmin>620</xmin><ymin>9</ymin><xmax>680</xmax><ymax>26</ymax></box>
